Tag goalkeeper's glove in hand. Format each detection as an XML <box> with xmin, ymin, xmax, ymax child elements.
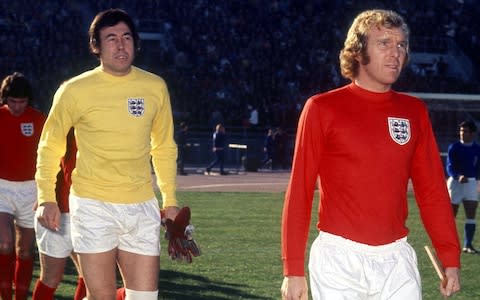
<box><xmin>161</xmin><ymin>206</ymin><xmax>201</xmax><ymax>263</ymax></box>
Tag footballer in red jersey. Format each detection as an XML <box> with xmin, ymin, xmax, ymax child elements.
<box><xmin>281</xmin><ymin>9</ymin><xmax>460</xmax><ymax>300</ymax></box>
<box><xmin>0</xmin><ymin>72</ymin><xmax>46</xmax><ymax>300</ymax></box>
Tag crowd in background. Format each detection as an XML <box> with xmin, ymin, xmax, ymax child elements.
<box><xmin>0</xmin><ymin>0</ymin><xmax>479</xmax><ymax>130</ymax></box>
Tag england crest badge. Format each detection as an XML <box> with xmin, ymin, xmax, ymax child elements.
<box><xmin>127</xmin><ymin>98</ymin><xmax>145</xmax><ymax>117</ymax></box>
<box><xmin>388</xmin><ymin>117</ymin><xmax>410</xmax><ymax>145</ymax></box>
<box><xmin>20</xmin><ymin>123</ymin><xmax>34</xmax><ymax>137</ymax></box>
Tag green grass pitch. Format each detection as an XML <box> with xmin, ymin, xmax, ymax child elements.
<box><xmin>31</xmin><ymin>191</ymin><xmax>479</xmax><ymax>299</ymax></box>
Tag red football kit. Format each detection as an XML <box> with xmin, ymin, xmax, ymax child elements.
<box><xmin>0</xmin><ymin>105</ymin><xmax>46</xmax><ymax>181</ymax></box>
<box><xmin>282</xmin><ymin>83</ymin><xmax>460</xmax><ymax>276</ymax></box>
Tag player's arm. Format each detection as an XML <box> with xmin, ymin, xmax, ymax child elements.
<box><xmin>282</xmin><ymin>98</ymin><xmax>321</xmax><ymax>277</ymax></box>
<box><xmin>35</xmin><ymin>83</ymin><xmax>74</xmax><ymax>206</ymax></box>
<box><xmin>150</xmin><ymin>82</ymin><xmax>178</xmax><ymax>208</ymax></box>
<box><xmin>410</xmin><ymin>107</ymin><xmax>461</xmax><ymax>277</ymax></box>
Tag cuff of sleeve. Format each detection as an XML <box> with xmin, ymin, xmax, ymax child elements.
<box><xmin>283</xmin><ymin>259</ymin><xmax>306</xmax><ymax>276</ymax></box>
<box><xmin>161</xmin><ymin>192</ymin><xmax>178</xmax><ymax>208</ymax></box>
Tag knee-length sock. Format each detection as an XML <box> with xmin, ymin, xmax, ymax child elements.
<box><xmin>14</xmin><ymin>257</ymin><xmax>34</xmax><ymax>300</ymax></box>
<box><xmin>0</xmin><ymin>252</ymin><xmax>15</xmax><ymax>300</ymax></box>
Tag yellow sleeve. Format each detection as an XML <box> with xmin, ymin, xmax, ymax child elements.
<box><xmin>35</xmin><ymin>83</ymin><xmax>74</xmax><ymax>205</ymax></box>
<box><xmin>150</xmin><ymin>81</ymin><xmax>178</xmax><ymax>208</ymax></box>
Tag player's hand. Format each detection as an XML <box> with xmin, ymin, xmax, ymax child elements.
<box><xmin>281</xmin><ymin>276</ymin><xmax>308</xmax><ymax>300</ymax></box>
<box><xmin>163</xmin><ymin>206</ymin><xmax>180</xmax><ymax>220</ymax></box>
<box><xmin>458</xmin><ymin>175</ymin><xmax>468</xmax><ymax>183</ymax></box>
<box><xmin>440</xmin><ymin>267</ymin><xmax>460</xmax><ymax>297</ymax></box>
<box><xmin>161</xmin><ymin>206</ymin><xmax>201</xmax><ymax>263</ymax></box>
<box><xmin>36</xmin><ymin>202</ymin><xmax>61</xmax><ymax>231</ymax></box>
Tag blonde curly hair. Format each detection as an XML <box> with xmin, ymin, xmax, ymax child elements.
<box><xmin>339</xmin><ymin>9</ymin><xmax>410</xmax><ymax>81</ymax></box>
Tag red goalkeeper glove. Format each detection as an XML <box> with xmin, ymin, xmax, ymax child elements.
<box><xmin>161</xmin><ymin>206</ymin><xmax>201</xmax><ymax>263</ymax></box>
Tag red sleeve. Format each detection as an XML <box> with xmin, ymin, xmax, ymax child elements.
<box><xmin>281</xmin><ymin>97</ymin><xmax>321</xmax><ymax>276</ymax></box>
<box><xmin>55</xmin><ymin>128</ymin><xmax>77</xmax><ymax>213</ymax></box>
<box><xmin>411</xmin><ymin>108</ymin><xmax>460</xmax><ymax>268</ymax></box>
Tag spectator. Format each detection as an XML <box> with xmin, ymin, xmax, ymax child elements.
<box><xmin>205</xmin><ymin>123</ymin><xmax>227</xmax><ymax>175</ymax></box>
<box><xmin>175</xmin><ymin>121</ymin><xmax>189</xmax><ymax>176</ymax></box>
<box><xmin>274</xmin><ymin>127</ymin><xmax>289</xmax><ymax>170</ymax></box>
<box><xmin>260</xmin><ymin>128</ymin><xmax>274</xmax><ymax>170</ymax></box>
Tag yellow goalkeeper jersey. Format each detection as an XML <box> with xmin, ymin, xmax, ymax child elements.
<box><xmin>36</xmin><ymin>66</ymin><xmax>177</xmax><ymax>207</ymax></box>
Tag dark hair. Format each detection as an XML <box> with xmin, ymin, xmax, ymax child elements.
<box><xmin>459</xmin><ymin>120</ymin><xmax>477</xmax><ymax>132</ymax></box>
<box><xmin>0</xmin><ymin>72</ymin><xmax>33</xmax><ymax>105</ymax></box>
<box><xmin>88</xmin><ymin>8</ymin><xmax>140</xmax><ymax>57</ymax></box>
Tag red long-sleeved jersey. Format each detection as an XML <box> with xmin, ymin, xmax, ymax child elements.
<box><xmin>55</xmin><ymin>128</ymin><xmax>77</xmax><ymax>213</ymax></box>
<box><xmin>0</xmin><ymin>105</ymin><xmax>46</xmax><ymax>181</ymax></box>
<box><xmin>282</xmin><ymin>83</ymin><xmax>460</xmax><ymax>276</ymax></box>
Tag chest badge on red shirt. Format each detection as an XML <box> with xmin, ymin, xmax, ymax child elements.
<box><xmin>20</xmin><ymin>123</ymin><xmax>34</xmax><ymax>137</ymax></box>
<box><xmin>127</xmin><ymin>98</ymin><xmax>145</xmax><ymax>117</ymax></box>
<box><xmin>388</xmin><ymin>117</ymin><xmax>410</xmax><ymax>145</ymax></box>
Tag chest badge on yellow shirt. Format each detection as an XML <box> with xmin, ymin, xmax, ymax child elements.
<box><xmin>388</xmin><ymin>117</ymin><xmax>410</xmax><ymax>145</ymax></box>
<box><xmin>127</xmin><ymin>98</ymin><xmax>145</xmax><ymax>117</ymax></box>
<box><xmin>20</xmin><ymin>123</ymin><xmax>34</xmax><ymax>137</ymax></box>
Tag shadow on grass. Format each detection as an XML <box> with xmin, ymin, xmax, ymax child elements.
<box><xmin>159</xmin><ymin>269</ymin><xmax>270</xmax><ymax>300</ymax></box>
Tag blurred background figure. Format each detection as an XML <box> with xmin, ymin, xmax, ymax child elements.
<box><xmin>176</xmin><ymin>122</ymin><xmax>189</xmax><ymax>176</ymax></box>
<box><xmin>205</xmin><ymin>124</ymin><xmax>227</xmax><ymax>175</ymax></box>
<box><xmin>274</xmin><ymin>127</ymin><xmax>289</xmax><ymax>170</ymax></box>
<box><xmin>446</xmin><ymin>120</ymin><xmax>480</xmax><ymax>254</ymax></box>
<box><xmin>260</xmin><ymin>128</ymin><xmax>274</xmax><ymax>170</ymax></box>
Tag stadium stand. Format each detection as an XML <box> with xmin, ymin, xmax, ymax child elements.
<box><xmin>0</xmin><ymin>0</ymin><xmax>478</xmax><ymax>165</ymax></box>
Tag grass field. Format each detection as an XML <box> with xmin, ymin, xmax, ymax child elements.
<box><xmin>31</xmin><ymin>191</ymin><xmax>479</xmax><ymax>299</ymax></box>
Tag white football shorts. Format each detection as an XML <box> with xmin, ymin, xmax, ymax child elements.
<box><xmin>447</xmin><ymin>177</ymin><xmax>478</xmax><ymax>204</ymax></box>
<box><xmin>308</xmin><ymin>231</ymin><xmax>421</xmax><ymax>300</ymax></box>
<box><xmin>35</xmin><ymin>212</ymin><xmax>73</xmax><ymax>258</ymax></box>
<box><xmin>0</xmin><ymin>178</ymin><xmax>36</xmax><ymax>228</ymax></box>
<box><xmin>69</xmin><ymin>195</ymin><xmax>161</xmax><ymax>256</ymax></box>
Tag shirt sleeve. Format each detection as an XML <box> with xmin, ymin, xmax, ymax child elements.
<box><xmin>36</xmin><ymin>84</ymin><xmax>75</xmax><ymax>205</ymax></box>
<box><xmin>150</xmin><ymin>82</ymin><xmax>178</xmax><ymax>208</ymax></box>
<box><xmin>411</xmin><ymin>108</ymin><xmax>461</xmax><ymax>268</ymax></box>
<box><xmin>281</xmin><ymin>98</ymin><xmax>321</xmax><ymax>276</ymax></box>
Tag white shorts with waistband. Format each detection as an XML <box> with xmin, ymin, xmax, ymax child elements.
<box><xmin>308</xmin><ymin>231</ymin><xmax>421</xmax><ymax>300</ymax></box>
<box><xmin>69</xmin><ymin>195</ymin><xmax>161</xmax><ymax>255</ymax></box>
<box><xmin>35</xmin><ymin>212</ymin><xmax>73</xmax><ymax>258</ymax></box>
<box><xmin>0</xmin><ymin>178</ymin><xmax>36</xmax><ymax>228</ymax></box>
<box><xmin>447</xmin><ymin>177</ymin><xmax>478</xmax><ymax>205</ymax></box>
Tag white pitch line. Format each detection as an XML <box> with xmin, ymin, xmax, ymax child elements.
<box><xmin>180</xmin><ymin>182</ymin><xmax>287</xmax><ymax>190</ymax></box>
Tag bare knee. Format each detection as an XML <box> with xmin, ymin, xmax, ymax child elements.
<box><xmin>39</xmin><ymin>256</ymin><xmax>67</xmax><ymax>288</ymax></box>
<box><xmin>16</xmin><ymin>244</ymin><xmax>35</xmax><ymax>259</ymax></box>
<box><xmin>0</xmin><ymin>241</ymin><xmax>14</xmax><ymax>255</ymax></box>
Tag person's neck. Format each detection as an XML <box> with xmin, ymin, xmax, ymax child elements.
<box><xmin>354</xmin><ymin>79</ymin><xmax>391</xmax><ymax>93</ymax></box>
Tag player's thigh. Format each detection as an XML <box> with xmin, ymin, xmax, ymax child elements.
<box><xmin>447</xmin><ymin>178</ymin><xmax>463</xmax><ymax>205</ymax></box>
<box><xmin>38</xmin><ymin>253</ymin><xmax>68</xmax><ymax>287</ymax></box>
<box><xmin>78</xmin><ymin>250</ymin><xmax>118</xmax><ymax>299</ymax></box>
<box><xmin>0</xmin><ymin>212</ymin><xmax>15</xmax><ymax>253</ymax></box>
<box><xmin>70</xmin><ymin>252</ymin><xmax>83</xmax><ymax>276</ymax></box>
<box><xmin>117</xmin><ymin>250</ymin><xmax>159</xmax><ymax>291</ymax></box>
<box><xmin>463</xmin><ymin>200</ymin><xmax>478</xmax><ymax>219</ymax></box>
<box><xmin>15</xmin><ymin>225</ymin><xmax>36</xmax><ymax>258</ymax></box>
